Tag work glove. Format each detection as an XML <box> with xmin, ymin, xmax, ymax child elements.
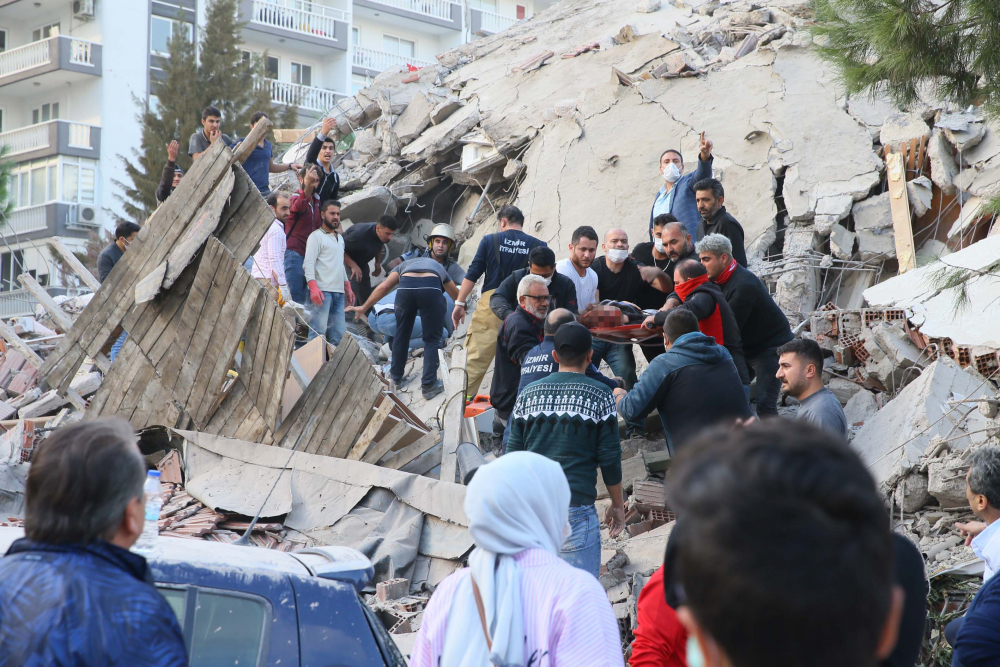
<box><xmin>308</xmin><ymin>280</ymin><xmax>324</xmax><ymax>306</ymax></box>
<box><xmin>277</xmin><ymin>283</ymin><xmax>291</xmax><ymax>306</ymax></box>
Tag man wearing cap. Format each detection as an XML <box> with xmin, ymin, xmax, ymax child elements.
<box><xmin>347</xmin><ymin>225</ymin><xmax>461</xmax><ymax>399</ymax></box>
<box><xmin>507</xmin><ymin>321</ymin><xmax>625</xmax><ymax>577</ymax></box>
<box><xmin>155</xmin><ymin>140</ymin><xmax>184</xmax><ymax>204</ymax></box>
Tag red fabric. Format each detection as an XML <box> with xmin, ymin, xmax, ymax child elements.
<box><xmin>630</xmin><ymin>568</ymin><xmax>688</xmax><ymax>667</ymax></box>
<box><xmin>674</xmin><ymin>276</ymin><xmax>725</xmax><ymax>345</ymax></box>
<box><xmin>714</xmin><ymin>259</ymin><xmax>738</xmax><ymax>285</ymax></box>
<box><xmin>284</xmin><ymin>189</ymin><xmax>321</xmax><ymax>256</ymax></box>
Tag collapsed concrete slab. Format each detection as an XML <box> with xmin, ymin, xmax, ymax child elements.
<box><xmin>879</xmin><ymin>112</ymin><xmax>930</xmax><ymax>148</ymax></box>
<box><xmin>852</xmin><ymin>191</ymin><xmax>895</xmax><ymax>261</ymax></box>
<box><xmin>852</xmin><ymin>356</ymin><xmax>992</xmax><ymax>486</ymax></box>
<box><xmin>340</xmin><ymin>186</ymin><xmax>398</xmax><ymax>222</ymax></box>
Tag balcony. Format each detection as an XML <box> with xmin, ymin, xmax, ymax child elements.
<box><xmin>0</xmin><ymin>121</ymin><xmax>101</xmax><ymax>163</ymax></box>
<box><xmin>240</xmin><ymin>0</ymin><xmax>349</xmax><ymax>53</ymax></box>
<box><xmin>0</xmin><ymin>286</ymin><xmax>89</xmax><ymax>320</ymax></box>
<box><xmin>260</xmin><ymin>78</ymin><xmax>346</xmax><ymax>113</ymax></box>
<box><xmin>353</xmin><ymin>0</ymin><xmax>460</xmax><ymax>31</ymax></box>
<box><xmin>351</xmin><ymin>46</ymin><xmax>435</xmax><ymax>77</ymax></box>
<box><xmin>1</xmin><ymin>203</ymin><xmax>98</xmax><ymax>245</ymax></box>
<box><xmin>470</xmin><ymin>8</ymin><xmax>518</xmax><ymax>35</ymax></box>
<box><xmin>0</xmin><ymin>35</ymin><xmax>102</xmax><ymax>95</ymax></box>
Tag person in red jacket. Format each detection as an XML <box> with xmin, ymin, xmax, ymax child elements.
<box><xmin>284</xmin><ymin>164</ymin><xmax>323</xmax><ymax>304</ymax></box>
<box><xmin>630</xmin><ymin>567</ymin><xmax>688</xmax><ymax>667</ymax></box>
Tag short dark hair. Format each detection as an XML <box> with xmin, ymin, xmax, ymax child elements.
<box><xmin>25</xmin><ymin>419</ymin><xmax>146</xmax><ymax>544</ymax></box>
<box><xmin>202</xmin><ymin>105</ymin><xmax>221</xmax><ymax>120</ymax></box>
<box><xmin>571</xmin><ymin>226</ymin><xmax>598</xmax><ymax>244</ymax></box>
<box><xmin>676</xmin><ymin>258</ymin><xmax>707</xmax><ymax>282</ymax></box>
<box><xmin>321</xmin><ymin>199</ymin><xmax>341</xmax><ymax>212</ymax></box>
<box><xmin>660</xmin><ymin>149</ymin><xmax>683</xmax><ymax>164</ymax></box>
<box><xmin>693</xmin><ymin>177</ymin><xmax>725</xmax><ymax>199</ymax></box>
<box><xmin>968</xmin><ymin>448</ymin><xmax>1000</xmax><ymax>509</ymax></box>
<box><xmin>529</xmin><ymin>246</ymin><xmax>556</xmax><ymax>268</ymax></box>
<box><xmin>376</xmin><ymin>215</ymin><xmax>399</xmax><ymax>231</ymax></box>
<box><xmin>250</xmin><ymin>111</ymin><xmax>269</xmax><ymax>125</ymax></box>
<box><xmin>266</xmin><ymin>192</ymin><xmax>288</xmax><ymax>208</ymax></box>
<box><xmin>115</xmin><ymin>222</ymin><xmax>141</xmax><ymax>240</ymax></box>
<box><xmin>778</xmin><ymin>338</ymin><xmax>824</xmax><ymax>375</ymax></box>
<box><xmin>664</xmin><ymin>309</ymin><xmax>699</xmax><ymax>343</ymax></box>
<box><xmin>544</xmin><ymin>308</ymin><xmax>576</xmax><ymax>336</ymax></box>
<box><xmin>653</xmin><ymin>213</ymin><xmax>678</xmax><ymax>228</ymax></box>
<box><xmin>498</xmin><ymin>205</ymin><xmax>524</xmax><ymax>226</ymax></box>
<box><xmin>666</xmin><ymin>421</ymin><xmax>893</xmax><ymax>667</ymax></box>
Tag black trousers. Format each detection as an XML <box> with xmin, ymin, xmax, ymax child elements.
<box><xmin>747</xmin><ymin>347</ymin><xmax>781</xmax><ymax>417</ymax></box>
<box><xmin>392</xmin><ymin>276</ymin><xmax>446</xmax><ymax>387</ymax></box>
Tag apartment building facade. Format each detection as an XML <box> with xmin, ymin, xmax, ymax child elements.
<box><xmin>0</xmin><ymin>0</ymin><xmax>539</xmax><ymax>315</ymax></box>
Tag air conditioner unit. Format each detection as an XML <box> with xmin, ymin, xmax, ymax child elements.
<box><xmin>72</xmin><ymin>0</ymin><xmax>95</xmax><ymax>20</ymax></box>
<box><xmin>72</xmin><ymin>204</ymin><xmax>100</xmax><ymax>227</ymax></box>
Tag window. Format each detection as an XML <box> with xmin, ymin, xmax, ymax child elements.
<box><xmin>0</xmin><ymin>251</ymin><xmax>24</xmax><ymax>292</ymax></box>
<box><xmin>11</xmin><ymin>157</ymin><xmax>98</xmax><ymax>209</ymax></box>
<box><xmin>63</xmin><ymin>163</ymin><xmax>78</xmax><ymax>202</ymax></box>
<box><xmin>351</xmin><ymin>27</ymin><xmax>359</xmax><ymax>46</ymax></box>
<box><xmin>469</xmin><ymin>0</ymin><xmax>497</xmax><ymax>9</ymax></box>
<box><xmin>32</xmin><ymin>23</ymin><xmax>60</xmax><ymax>42</ymax></box>
<box><xmin>291</xmin><ymin>62</ymin><xmax>312</xmax><ymax>87</ymax></box>
<box><xmin>0</xmin><ymin>108</ymin><xmax>4</xmax><ymax>133</ymax></box>
<box><xmin>516</xmin><ymin>4</ymin><xmax>525</xmax><ymax>18</ymax></box>
<box><xmin>241</xmin><ymin>50</ymin><xmax>252</xmax><ymax>65</ymax></box>
<box><xmin>264</xmin><ymin>55</ymin><xmax>279</xmax><ymax>80</ymax></box>
<box><xmin>0</xmin><ymin>29</ymin><xmax>7</xmax><ymax>53</ymax></box>
<box><xmin>382</xmin><ymin>35</ymin><xmax>414</xmax><ymax>57</ymax></box>
<box><xmin>157</xmin><ymin>587</ymin><xmax>270</xmax><ymax>667</ymax></box>
<box><xmin>151</xmin><ymin>16</ymin><xmax>193</xmax><ymax>56</ymax></box>
<box><xmin>32</xmin><ymin>103</ymin><xmax>59</xmax><ymax>125</ymax></box>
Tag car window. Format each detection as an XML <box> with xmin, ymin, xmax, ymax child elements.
<box><xmin>157</xmin><ymin>586</ymin><xmax>270</xmax><ymax>667</ymax></box>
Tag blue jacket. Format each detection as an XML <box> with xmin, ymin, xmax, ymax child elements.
<box><xmin>649</xmin><ymin>157</ymin><xmax>714</xmax><ymax>240</ymax></box>
<box><xmin>518</xmin><ymin>337</ymin><xmax>620</xmax><ymax>395</ymax></box>
<box><xmin>954</xmin><ymin>570</ymin><xmax>1000</xmax><ymax>667</ymax></box>
<box><xmin>0</xmin><ymin>538</ymin><xmax>188</xmax><ymax>667</ymax></box>
<box><xmin>465</xmin><ymin>230</ymin><xmax>547</xmax><ymax>292</ymax></box>
<box><xmin>617</xmin><ymin>331</ymin><xmax>751</xmax><ymax>451</ymax></box>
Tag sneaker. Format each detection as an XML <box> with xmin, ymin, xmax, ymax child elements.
<box><xmin>379</xmin><ymin>343</ymin><xmax>391</xmax><ymax>361</ymax></box>
<box><xmin>421</xmin><ymin>380</ymin><xmax>445</xmax><ymax>400</ymax></box>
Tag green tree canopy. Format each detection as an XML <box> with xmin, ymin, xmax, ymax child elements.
<box><xmin>812</xmin><ymin>0</ymin><xmax>1000</xmax><ymax>118</ymax></box>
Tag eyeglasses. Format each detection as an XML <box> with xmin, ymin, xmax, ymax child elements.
<box><xmin>525</xmin><ymin>294</ymin><xmax>550</xmax><ymax>302</ymax></box>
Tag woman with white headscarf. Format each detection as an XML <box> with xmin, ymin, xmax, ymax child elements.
<box><xmin>410</xmin><ymin>451</ymin><xmax>624</xmax><ymax>667</ymax></box>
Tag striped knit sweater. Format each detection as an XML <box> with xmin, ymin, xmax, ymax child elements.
<box><xmin>506</xmin><ymin>372</ymin><xmax>623</xmax><ymax>506</ymax></box>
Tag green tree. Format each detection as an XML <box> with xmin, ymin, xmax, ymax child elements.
<box><xmin>812</xmin><ymin>0</ymin><xmax>1000</xmax><ymax>118</ymax></box>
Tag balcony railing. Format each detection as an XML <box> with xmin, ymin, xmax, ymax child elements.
<box><xmin>249</xmin><ymin>0</ymin><xmax>346</xmax><ymax>40</ymax></box>
<box><xmin>367</xmin><ymin>0</ymin><xmax>456</xmax><ymax>20</ymax></box>
<box><xmin>0</xmin><ymin>35</ymin><xmax>98</xmax><ymax>79</ymax></box>
<box><xmin>352</xmin><ymin>46</ymin><xmax>434</xmax><ymax>73</ymax></box>
<box><xmin>4</xmin><ymin>204</ymin><xmax>49</xmax><ymax>235</ymax></box>
<box><xmin>479</xmin><ymin>9</ymin><xmax>517</xmax><ymax>33</ymax></box>
<box><xmin>0</xmin><ymin>120</ymin><xmax>100</xmax><ymax>158</ymax></box>
<box><xmin>0</xmin><ymin>286</ymin><xmax>88</xmax><ymax>320</ymax></box>
<box><xmin>263</xmin><ymin>78</ymin><xmax>345</xmax><ymax>112</ymax></box>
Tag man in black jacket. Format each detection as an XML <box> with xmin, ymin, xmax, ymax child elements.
<box><xmin>698</xmin><ymin>233</ymin><xmax>793</xmax><ymax>417</ymax></box>
<box><xmin>305</xmin><ymin>117</ymin><xmax>341</xmax><ymax>203</ymax></box>
<box><xmin>489</xmin><ymin>274</ymin><xmax>548</xmax><ymax>444</ymax></box>
<box><xmin>155</xmin><ymin>140</ymin><xmax>183</xmax><ymax>204</ymax></box>
<box><xmin>651</xmin><ymin>259</ymin><xmax>750</xmax><ymax>387</ymax></box>
<box><xmin>490</xmin><ymin>246</ymin><xmax>578</xmax><ymax>321</ymax></box>
<box><xmin>694</xmin><ymin>178</ymin><xmax>747</xmax><ymax>266</ymax></box>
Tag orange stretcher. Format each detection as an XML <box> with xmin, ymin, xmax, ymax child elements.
<box><xmin>464</xmin><ymin>395</ymin><xmax>492</xmax><ymax>418</ymax></box>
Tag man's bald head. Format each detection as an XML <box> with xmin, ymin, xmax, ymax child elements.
<box><xmin>605</xmin><ymin>228</ymin><xmax>628</xmax><ymax>244</ymax></box>
<box><xmin>603</xmin><ymin>228</ymin><xmax>629</xmax><ymax>253</ymax></box>
<box><xmin>544</xmin><ymin>308</ymin><xmax>576</xmax><ymax>335</ymax></box>
<box><xmin>674</xmin><ymin>258</ymin><xmax>708</xmax><ymax>285</ymax></box>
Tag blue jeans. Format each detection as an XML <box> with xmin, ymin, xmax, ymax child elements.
<box><xmin>109</xmin><ymin>331</ymin><xmax>128</xmax><ymax>361</ymax></box>
<box><xmin>307</xmin><ymin>291</ymin><xmax>346</xmax><ymax>345</ymax></box>
<box><xmin>284</xmin><ymin>250</ymin><xmax>306</xmax><ymax>305</ymax></box>
<box><xmin>591</xmin><ymin>339</ymin><xmax>642</xmax><ymax>434</ymax></box>
<box><xmin>559</xmin><ymin>505</ymin><xmax>601</xmax><ymax>578</ymax></box>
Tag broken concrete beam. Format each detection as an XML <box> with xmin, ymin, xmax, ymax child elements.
<box><xmin>852</xmin><ymin>192</ymin><xmax>896</xmax><ymax>261</ymax></box>
<box><xmin>844</xmin><ymin>388</ymin><xmax>879</xmax><ymax>427</ymax></box>
<box><xmin>852</xmin><ymin>356</ymin><xmax>991</xmax><ymax>486</ymax></box>
<box><xmin>906</xmin><ymin>175</ymin><xmax>933</xmax><ymax>217</ymax></box>
<box><xmin>879</xmin><ymin>112</ymin><xmax>930</xmax><ymax>149</ymax></box>
<box><xmin>392</xmin><ymin>93</ymin><xmax>435</xmax><ymax>144</ymax></box>
<box><xmin>368</xmin><ymin>162</ymin><xmax>404</xmax><ymax>188</ymax></box>
<box><xmin>927</xmin><ymin>458</ymin><xmax>970</xmax><ymax>508</ymax></box>
<box><xmin>827</xmin><ymin>376</ymin><xmax>863</xmax><ymax>405</ymax></box>
<box><xmin>938</xmin><ymin>112</ymin><xmax>985</xmax><ymax>152</ymax></box>
<box><xmin>430</xmin><ymin>97</ymin><xmax>462</xmax><ymax>126</ymax></box>
<box><xmin>893</xmin><ymin>471</ymin><xmax>930</xmax><ymax>513</ymax></box>
<box><xmin>928</xmin><ymin>128</ymin><xmax>958</xmax><ymax>195</ymax></box>
<box><xmin>829</xmin><ymin>223</ymin><xmax>856</xmax><ymax>260</ymax></box>
<box><xmin>861</xmin><ymin>322</ymin><xmax>924</xmax><ymax>392</ymax></box>
<box><xmin>352</xmin><ymin>129</ymin><xmax>383</xmax><ymax>166</ymax></box>
<box><xmin>376</xmin><ymin>578</ymin><xmax>410</xmax><ymax>602</ymax></box>
<box><xmin>401</xmin><ymin>102</ymin><xmax>480</xmax><ymax>163</ymax></box>
<box><xmin>340</xmin><ymin>187</ymin><xmax>398</xmax><ymax>221</ymax></box>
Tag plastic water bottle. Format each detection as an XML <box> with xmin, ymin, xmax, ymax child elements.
<box><xmin>133</xmin><ymin>471</ymin><xmax>162</xmax><ymax>555</ymax></box>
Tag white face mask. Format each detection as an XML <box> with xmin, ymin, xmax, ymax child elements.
<box><xmin>607</xmin><ymin>248</ymin><xmax>629</xmax><ymax>264</ymax></box>
<box><xmin>653</xmin><ymin>237</ymin><xmax>665</xmax><ymax>253</ymax></box>
<box><xmin>662</xmin><ymin>162</ymin><xmax>682</xmax><ymax>183</ymax></box>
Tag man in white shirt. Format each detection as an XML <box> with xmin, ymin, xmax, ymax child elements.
<box><xmin>956</xmin><ymin>447</ymin><xmax>1000</xmax><ymax>582</ymax></box>
<box><xmin>251</xmin><ymin>193</ymin><xmax>291</xmax><ymax>302</ymax></box>
<box><xmin>303</xmin><ymin>200</ymin><xmax>352</xmax><ymax>345</ymax></box>
<box><xmin>556</xmin><ymin>226</ymin><xmax>600</xmax><ymax>311</ymax></box>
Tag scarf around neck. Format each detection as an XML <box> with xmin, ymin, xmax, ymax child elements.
<box><xmin>715</xmin><ymin>259</ymin><xmax>738</xmax><ymax>285</ymax></box>
<box><xmin>674</xmin><ymin>273</ymin><xmax>710</xmax><ymax>301</ymax></box>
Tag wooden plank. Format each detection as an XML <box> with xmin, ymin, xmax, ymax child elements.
<box><xmin>17</xmin><ymin>273</ymin><xmax>111</xmax><ymax>373</ymax></box>
<box><xmin>232</xmin><ymin>116</ymin><xmax>272</xmax><ymax>164</ymax></box>
<box><xmin>256</xmin><ymin>307</ymin><xmax>294</xmax><ymax>430</ymax></box>
<box><xmin>47</xmin><ymin>237</ymin><xmax>100</xmax><ymax>292</ymax></box>
<box><xmin>346</xmin><ymin>397</ymin><xmax>394</xmax><ymax>461</ymax></box>
<box><xmin>379</xmin><ymin>429</ymin><xmax>441</xmax><ymax>469</ymax></box>
<box><xmin>439</xmin><ymin>347</ymin><xmax>467</xmax><ymax>485</ymax></box>
<box><xmin>400</xmin><ymin>442</ymin><xmax>443</xmax><ymax>477</ymax></box>
<box><xmin>886</xmin><ymin>148</ymin><xmax>917</xmax><ymax>274</ymax></box>
<box><xmin>323</xmin><ymin>370</ymin><xmax>381</xmax><ymax>458</ymax></box>
<box><xmin>133</xmin><ymin>262</ymin><xmax>170</xmax><ymax>305</ymax></box>
<box><xmin>126</xmin><ymin>256</ymin><xmax>198</xmax><ymax>351</ymax></box>
<box><xmin>306</xmin><ymin>351</ymin><xmax>370</xmax><ymax>456</ymax></box>
<box><xmin>361</xmin><ymin>419</ymin><xmax>413</xmax><ymax>465</ymax></box>
<box><xmin>0</xmin><ymin>320</ymin><xmax>43</xmax><ymax>370</ymax></box>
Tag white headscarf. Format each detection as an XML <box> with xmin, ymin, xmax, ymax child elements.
<box><xmin>440</xmin><ymin>451</ymin><xmax>571</xmax><ymax>667</ymax></box>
